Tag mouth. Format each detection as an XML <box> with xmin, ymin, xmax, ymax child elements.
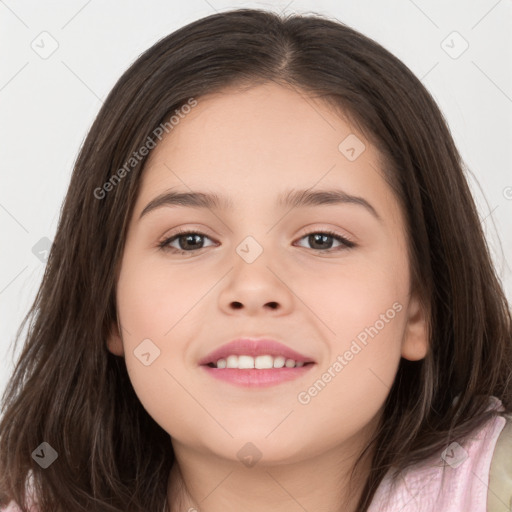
<box><xmin>198</xmin><ymin>337</ymin><xmax>315</xmax><ymax>366</ymax></box>
<box><xmin>200</xmin><ymin>360</ymin><xmax>316</xmax><ymax>388</ymax></box>
<box><xmin>198</xmin><ymin>338</ymin><xmax>316</xmax><ymax>388</ymax></box>
<box><xmin>203</xmin><ymin>355</ymin><xmax>315</xmax><ymax>369</ymax></box>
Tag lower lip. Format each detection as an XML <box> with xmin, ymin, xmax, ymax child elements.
<box><xmin>200</xmin><ymin>364</ymin><xmax>315</xmax><ymax>388</ymax></box>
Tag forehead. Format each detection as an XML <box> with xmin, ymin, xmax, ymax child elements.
<box><xmin>135</xmin><ymin>83</ymin><xmax>396</xmax><ymax>219</ymax></box>
<box><xmin>147</xmin><ymin>82</ymin><xmax>367</xmax><ymax>166</ymax></box>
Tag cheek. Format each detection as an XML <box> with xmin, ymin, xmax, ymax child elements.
<box><xmin>116</xmin><ymin>252</ymin><xmax>204</xmax><ymax>340</ymax></box>
<box><xmin>115</xmin><ymin>254</ymin><xmax>202</xmax><ymax>428</ymax></box>
<box><xmin>292</xmin><ymin>281</ymin><xmax>407</xmax><ymax>451</ymax></box>
<box><xmin>292</xmin><ymin>247</ymin><xmax>409</xmax><ymax>345</ymax></box>
<box><xmin>290</xmin><ymin>244</ymin><xmax>409</xmax><ymax>400</ymax></box>
<box><xmin>298</xmin><ymin>274</ymin><xmax>405</xmax><ymax>405</ymax></box>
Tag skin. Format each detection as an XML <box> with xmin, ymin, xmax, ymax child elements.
<box><xmin>107</xmin><ymin>82</ymin><xmax>428</xmax><ymax>512</ymax></box>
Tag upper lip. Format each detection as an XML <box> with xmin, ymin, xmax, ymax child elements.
<box><xmin>198</xmin><ymin>338</ymin><xmax>316</xmax><ymax>366</ymax></box>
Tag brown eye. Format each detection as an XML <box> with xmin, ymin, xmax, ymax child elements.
<box><xmin>158</xmin><ymin>228</ymin><xmax>355</xmax><ymax>255</ymax></box>
<box><xmin>158</xmin><ymin>230</ymin><xmax>216</xmax><ymax>254</ymax></box>
<box><xmin>295</xmin><ymin>230</ymin><xmax>355</xmax><ymax>251</ymax></box>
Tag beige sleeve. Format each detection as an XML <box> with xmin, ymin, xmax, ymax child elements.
<box><xmin>487</xmin><ymin>413</ymin><xmax>512</xmax><ymax>512</ymax></box>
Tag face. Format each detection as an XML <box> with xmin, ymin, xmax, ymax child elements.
<box><xmin>107</xmin><ymin>82</ymin><xmax>427</xmax><ymax>465</ymax></box>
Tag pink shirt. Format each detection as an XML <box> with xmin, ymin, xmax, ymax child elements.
<box><xmin>1</xmin><ymin>398</ymin><xmax>507</xmax><ymax>512</ymax></box>
<box><xmin>368</xmin><ymin>396</ymin><xmax>507</xmax><ymax>511</ymax></box>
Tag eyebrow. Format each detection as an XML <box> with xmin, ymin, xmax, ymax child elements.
<box><xmin>139</xmin><ymin>188</ymin><xmax>380</xmax><ymax>221</ymax></box>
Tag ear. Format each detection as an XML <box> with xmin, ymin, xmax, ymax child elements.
<box><xmin>401</xmin><ymin>293</ymin><xmax>428</xmax><ymax>361</ymax></box>
<box><xmin>106</xmin><ymin>319</ymin><xmax>125</xmax><ymax>357</ymax></box>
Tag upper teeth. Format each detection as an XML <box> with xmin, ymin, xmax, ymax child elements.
<box><xmin>214</xmin><ymin>355</ymin><xmax>306</xmax><ymax>369</ymax></box>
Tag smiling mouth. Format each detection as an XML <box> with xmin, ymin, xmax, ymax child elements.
<box><xmin>203</xmin><ymin>354</ymin><xmax>315</xmax><ymax>369</ymax></box>
<box><xmin>200</xmin><ymin>357</ymin><xmax>315</xmax><ymax>388</ymax></box>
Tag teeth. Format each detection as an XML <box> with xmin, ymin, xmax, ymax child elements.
<box><xmin>213</xmin><ymin>355</ymin><xmax>307</xmax><ymax>369</ymax></box>
<box><xmin>238</xmin><ymin>355</ymin><xmax>254</xmax><ymax>369</ymax></box>
<box><xmin>255</xmin><ymin>355</ymin><xmax>273</xmax><ymax>369</ymax></box>
<box><xmin>273</xmin><ymin>356</ymin><xmax>285</xmax><ymax>368</ymax></box>
<box><xmin>226</xmin><ymin>355</ymin><xmax>238</xmax><ymax>368</ymax></box>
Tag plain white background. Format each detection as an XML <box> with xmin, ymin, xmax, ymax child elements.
<box><xmin>1</xmin><ymin>0</ymin><xmax>511</xmax><ymax>398</ymax></box>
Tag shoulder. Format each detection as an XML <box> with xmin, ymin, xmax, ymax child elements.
<box><xmin>1</xmin><ymin>499</ymin><xmax>38</xmax><ymax>512</ymax></box>
<box><xmin>1</xmin><ymin>502</ymin><xmax>23</xmax><ymax>511</ymax></box>
<box><xmin>368</xmin><ymin>396</ymin><xmax>509</xmax><ymax>512</ymax></box>
<box><xmin>487</xmin><ymin>411</ymin><xmax>512</xmax><ymax>512</ymax></box>
<box><xmin>1</xmin><ymin>470</ymin><xmax>38</xmax><ymax>512</ymax></box>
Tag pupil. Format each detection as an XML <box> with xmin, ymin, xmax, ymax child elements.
<box><xmin>180</xmin><ymin>234</ymin><xmax>202</xmax><ymax>250</ymax></box>
<box><xmin>310</xmin><ymin>233</ymin><xmax>332</xmax><ymax>250</ymax></box>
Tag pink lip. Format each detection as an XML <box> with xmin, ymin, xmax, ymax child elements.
<box><xmin>200</xmin><ymin>365</ymin><xmax>314</xmax><ymax>388</ymax></box>
<box><xmin>198</xmin><ymin>338</ymin><xmax>315</xmax><ymax>366</ymax></box>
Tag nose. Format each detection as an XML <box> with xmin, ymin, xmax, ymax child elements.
<box><xmin>217</xmin><ymin>242</ymin><xmax>294</xmax><ymax>316</ymax></box>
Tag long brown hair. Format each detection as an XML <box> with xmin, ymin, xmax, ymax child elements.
<box><xmin>1</xmin><ymin>8</ymin><xmax>511</xmax><ymax>512</ymax></box>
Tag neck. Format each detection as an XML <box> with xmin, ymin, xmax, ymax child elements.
<box><xmin>166</xmin><ymin>428</ymin><xmax>376</xmax><ymax>512</ymax></box>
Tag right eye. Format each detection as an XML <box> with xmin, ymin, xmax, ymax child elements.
<box><xmin>158</xmin><ymin>230</ymin><xmax>217</xmax><ymax>255</ymax></box>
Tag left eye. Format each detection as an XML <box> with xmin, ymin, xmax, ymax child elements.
<box><xmin>295</xmin><ymin>231</ymin><xmax>355</xmax><ymax>251</ymax></box>
<box><xmin>158</xmin><ymin>229</ymin><xmax>355</xmax><ymax>254</ymax></box>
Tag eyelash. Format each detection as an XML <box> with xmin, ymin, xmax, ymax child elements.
<box><xmin>157</xmin><ymin>228</ymin><xmax>356</xmax><ymax>255</ymax></box>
